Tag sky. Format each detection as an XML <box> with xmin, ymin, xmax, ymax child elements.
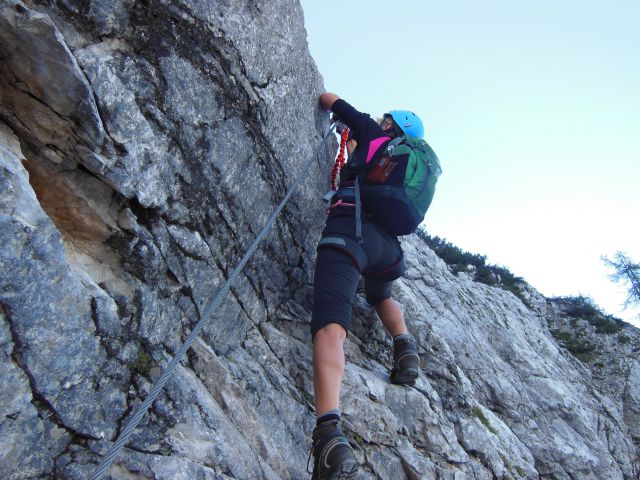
<box><xmin>300</xmin><ymin>0</ymin><xmax>640</xmax><ymax>326</ymax></box>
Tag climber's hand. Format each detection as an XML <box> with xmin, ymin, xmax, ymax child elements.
<box><xmin>319</xmin><ymin>92</ymin><xmax>339</xmax><ymax>110</ymax></box>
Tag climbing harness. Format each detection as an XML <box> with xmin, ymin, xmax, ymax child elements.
<box><xmin>90</xmin><ymin>123</ymin><xmax>337</xmax><ymax>480</ymax></box>
<box><xmin>322</xmin><ymin>123</ymin><xmax>349</xmax><ymax>205</ymax></box>
<box><xmin>330</xmin><ymin>128</ymin><xmax>350</xmax><ymax>190</ymax></box>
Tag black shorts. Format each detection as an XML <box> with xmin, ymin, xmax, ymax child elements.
<box><xmin>310</xmin><ymin>214</ymin><xmax>405</xmax><ymax>338</ymax></box>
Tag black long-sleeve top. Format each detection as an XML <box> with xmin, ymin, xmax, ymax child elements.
<box><xmin>331</xmin><ymin>99</ymin><xmax>392</xmax><ymax>184</ymax></box>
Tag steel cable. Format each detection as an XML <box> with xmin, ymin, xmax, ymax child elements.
<box><xmin>91</xmin><ymin>123</ymin><xmax>337</xmax><ymax>479</ymax></box>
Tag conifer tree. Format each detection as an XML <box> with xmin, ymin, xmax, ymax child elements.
<box><xmin>602</xmin><ymin>252</ymin><xmax>640</xmax><ymax>311</ymax></box>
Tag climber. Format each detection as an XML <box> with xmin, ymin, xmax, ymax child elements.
<box><xmin>309</xmin><ymin>92</ymin><xmax>429</xmax><ymax>480</ymax></box>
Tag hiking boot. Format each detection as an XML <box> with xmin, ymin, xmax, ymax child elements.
<box><xmin>309</xmin><ymin>420</ymin><xmax>359</xmax><ymax>480</ymax></box>
<box><xmin>390</xmin><ymin>335</ymin><xmax>420</xmax><ymax>385</ymax></box>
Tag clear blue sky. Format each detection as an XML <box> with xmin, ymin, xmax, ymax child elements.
<box><xmin>300</xmin><ymin>0</ymin><xmax>640</xmax><ymax>325</ymax></box>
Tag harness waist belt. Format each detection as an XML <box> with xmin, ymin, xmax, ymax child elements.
<box><xmin>332</xmin><ymin>187</ymin><xmax>356</xmax><ymax>204</ymax></box>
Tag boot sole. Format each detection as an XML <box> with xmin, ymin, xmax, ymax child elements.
<box><xmin>390</xmin><ymin>368</ymin><xmax>419</xmax><ymax>386</ymax></box>
<box><xmin>329</xmin><ymin>458</ymin><xmax>359</xmax><ymax>479</ymax></box>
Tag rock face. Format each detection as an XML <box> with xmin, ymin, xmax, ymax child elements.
<box><xmin>0</xmin><ymin>1</ymin><xmax>638</xmax><ymax>479</ymax></box>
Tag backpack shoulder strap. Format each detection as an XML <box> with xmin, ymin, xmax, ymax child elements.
<box><xmin>354</xmin><ymin>176</ymin><xmax>363</xmax><ymax>244</ymax></box>
<box><xmin>385</xmin><ymin>136</ymin><xmax>405</xmax><ymax>155</ymax></box>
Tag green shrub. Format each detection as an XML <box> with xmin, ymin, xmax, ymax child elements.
<box><xmin>559</xmin><ymin>295</ymin><xmax>602</xmax><ymax>320</ymax></box>
<box><xmin>132</xmin><ymin>348</ymin><xmax>153</xmax><ymax>376</ymax></box>
<box><xmin>552</xmin><ymin>330</ymin><xmax>597</xmax><ymax>362</ymax></box>
<box><xmin>417</xmin><ymin>232</ymin><xmax>487</xmax><ymax>267</ymax></box>
<box><xmin>418</xmin><ymin>230</ymin><xmax>529</xmax><ymax>305</ymax></box>
<box><xmin>552</xmin><ymin>296</ymin><xmax>623</xmax><ymax>334</ymax></box>
<box><xmin>551</xmin><ymin>330</ymin><xmax>573</xmax><ymax>342</ymax></box>
<box><xmin>618</xmin><ymin>334</ymin><xmax>631</xmax><ymax>345</ymax></box>
<box><xmin>475</xmin><ymin>266</ymin><xmax>499</xmax><ymax>284</ymax></box>
<box><xmin>592</xmin><ymin>316</ymin><xmax>624</xmax><ymax>334</ymax></box>
<box><xmin>452</xmin><ymin>264</ymin><xmax>470</xmax><ymax>275</ymax></box>
<box><xmin>574</xmin><ymin>352</ymin><xmax>597</xmax><ymax>363</ymax></box>
<box><xmin>564</xmin><ymin>337</ymin><xmax>595</xmax><ymax>355</ymax></box>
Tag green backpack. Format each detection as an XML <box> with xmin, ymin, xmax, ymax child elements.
<box><xmin>357</xmin><ymin>135</ymin><xmax>441</xmax><ymax>236</ymax></box>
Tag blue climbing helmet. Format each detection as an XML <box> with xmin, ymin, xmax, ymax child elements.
<box><xmin>385</xmin><ymin>110</ymin><xmax>424</xmax><ymax>139</ymax></box>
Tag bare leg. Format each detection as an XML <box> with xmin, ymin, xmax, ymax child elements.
<box><xmin>376</xmin><ymin>297</ymin><xmax>419</xmax><ymax>384</ymax></box>
<box><xmin>310</xmin><ymin>324</ymin><xmax>358</xmax><ymax>478</ymax></box>
<box><xmin>313</xmin><ymin>323</ymin><xmax>347</xmax><ymax>416</ymax></box>
<box><xmin>375</xmin><ymin>297</ymin><xmax>408</xmax><ymax>337</ymax></box>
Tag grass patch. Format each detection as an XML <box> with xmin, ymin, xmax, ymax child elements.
<box><xmin>472</xmin><ymin>406</ymin><xmax>497</xmax><ymax>435</ymax></box>
<box><xmin>132</xmin><ymin>348</ymin><xmax>153</xmax><ymax>376</ymax></box>
<box><xmin>515</xmin><ymin>466</ymin><xmax>527</xmax><ymax>478</ymax></box>
<box><xmin>498</xmin><ymin>452</ymin><xmax>527</xmax><ymax>479</ymax></box>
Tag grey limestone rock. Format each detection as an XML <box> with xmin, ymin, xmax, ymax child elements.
<box><xmin>0</xmin><ymin>1</ymin><xmax>639</xmax><ymax>479</ymax></box>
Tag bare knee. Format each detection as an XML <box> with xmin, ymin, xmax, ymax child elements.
<box><xmin>375</xmin><ymin>297</ymin><xmax>395</xmax><ymax>309</ymax></box>
<box><xmin>375</xmin><ymin>297</ymin><xmax>400</xmax><ymax>317</ymax></box>
<box><xmin>314</xmin><ymin>323</ymin><xmax>347</xmax><ymax>345</ymax></box>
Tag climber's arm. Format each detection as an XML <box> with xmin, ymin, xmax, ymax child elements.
<box><xmin>319</xmin><ymin>93</ymin><xmax>384</xmax><ymax>144</ymax></box>
<box><xmin>319</xmin><ymin>92</ymin><xmax>340</xmax><ymax>110</ymax></box>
